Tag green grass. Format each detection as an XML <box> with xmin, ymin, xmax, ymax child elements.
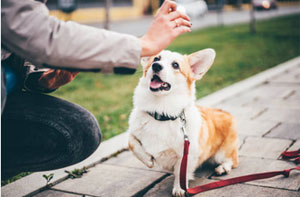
<box><xmin>52</xmin><ymin>14</ymin><xmax>300</xmax><ymax>141</ymax></box>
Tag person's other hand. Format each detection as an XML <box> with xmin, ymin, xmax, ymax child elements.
<box><xmin>140</xmin><ymin>0</ymin><xmax>192</xmax><ymax>57</ymax></box>
<box><xmin>38</xmin><ymin>69</ymin><xmax>78</xmax><ymax>90</ymax></box>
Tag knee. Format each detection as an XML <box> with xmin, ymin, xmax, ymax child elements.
<box><xmin>56</xmin><ymin>102</ymin><xmax>102</xmax><ymax>166</ymax></box>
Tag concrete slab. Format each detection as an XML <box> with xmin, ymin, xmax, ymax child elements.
<box><xmin>256</xmin><ymin>108</ymin><xmax>300</xmax><ymax>124</ymax></box>
<box><xmin>239</xmin><ymin>137</ymin><xmax>292</xmax><ymax>159</ymax></box>
<box><xmin>213</xmin><ymin>105</ymin><xmax>267</xmax><ymax>121</ymax></box>
<box><xmin>211</xmin><ymin>156</ymin><xmax>300</xmax><ymax>191</ymax></box>
<box><xmin>220</xmin><ymin>83</ymin><xmax>294</xmax><ymax>108</ymax></box>
<box><xmin>53</xmin><ymin>164</ymin><xmax>167</xmax><ymax>197</ymax></box>
<box><xmin>237</xmin><ymin>83</ymin><xmax>300</xmax><ymax>110</ymax></box>
<box><xmin>269</xmin><ymin>64</ymin><xmax>300</xmax><ymax>83</ymax></box>
<box><xmin>265</xmin><ymin>122</ymin><xmax>300</xmax><ymax>140</ymax></box>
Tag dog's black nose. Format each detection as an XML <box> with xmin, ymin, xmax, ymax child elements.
<box><xmin>152</xmin><ymin>63</ymin><xmax>163</xmax><ymax>73</ymax></box>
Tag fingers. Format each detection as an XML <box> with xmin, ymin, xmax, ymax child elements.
<box><xmin>159</xmin><ymin>0</ymin><xmax>177</xmax><ymax>14</ymax></box>
<box><xmin>173</xmin><ymin>26</ymin><xmax>191</xmax><ymax>37</ymax></box>
<box><xmin>173</xmin><ymin>18</ymin><xmax>192</xmax><ymax>29</ymax></box>
<box><xmin>168</xmin><ymin>10</ymin><xmax>190</xmax><ymax>22</ymax></box>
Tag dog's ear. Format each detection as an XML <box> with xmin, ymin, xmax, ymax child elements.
<box><xmin>140</xmin><ymin>57</ymin><xmax>151</xmax><ymax>68</ymax></box>
<box><xmin>188</xmin><ymin>48</ymin><xmax>216</xmax><ymax>80</ymax></box>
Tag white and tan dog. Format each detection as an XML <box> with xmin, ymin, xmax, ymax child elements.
<box><xmin>128</xmin><ymin>49</ymin><xmax>239</xmax><ymax>196</ymax></box>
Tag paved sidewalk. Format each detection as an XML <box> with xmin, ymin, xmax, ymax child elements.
<box><xmin>2</xmin><ymin>57</ymin><xmax>300</xmax><ymax>196</ymax></box>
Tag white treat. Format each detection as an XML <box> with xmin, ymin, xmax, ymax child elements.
<box><xmin>177</xmin><ymin>5</ymin><xmax>186</xmax><ymax>15</ymax></box>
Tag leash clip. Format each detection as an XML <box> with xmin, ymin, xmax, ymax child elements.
<box><xmin>179</xmin><ymin>110</ymin><xmax>189</xmax><ymax>141</ymax></box>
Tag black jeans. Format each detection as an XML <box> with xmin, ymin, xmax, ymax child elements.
<box><xmin>1</xmin><ymin>90</ymin><xmax>101</xmax><ymax>180</ymax></box>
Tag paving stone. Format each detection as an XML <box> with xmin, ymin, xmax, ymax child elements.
<box><xmin>53</xmin><ymin>164</ymin><xmax>167</xmax><ymax>197</ymax></box>
<box><xmin>219</xmin><ymin>83</ymin><xmax>294</xmax><ymax>108</ymax></box>
<box><xmin>247</xmin><ymin>83</ymin><xmax>296</xmax><ymax>100</ymax></box>
<box><xmin>217</xmin><ymin>92</ymin><xmax>255</xmax><ymax>107</ymax></box>
<box><xmin>255</xmin><ymin>108</ymin><xmax>300</xmax><ymax>124</ymax></box>
<box><xmin>211</xmin><ymin>156</ymin><xmax>300</xmax><ymax>191</ymax></box>
<box><xmin>237</xmin><ymin>119</ymin><xmax>279</xmax><ymax>137</ymax></box>
<box><xmin>243</xmin><ymin>86</ymin><xmax>290</xmax><ymax>102</ymax></box>
<box><xmin>241</xmin><ymin>94</ymin><xmax>300</xmax><ymax>110</ymax></box>
<box><xmin>33</xmin><ymin>189</ymin><xmax>82</xmax><ymax>197</ymax></box>
<box><xmin>269</xmin><ymin>65</ymin><xmax>300</xmax><ymax>83</ymax></box>
<box><xmin>266</xmin><ymin>122</ymin><xmax>300</xmax><ymax>140</ymax></box>
<box><xmin>285</xmin><ymin>87</ymin><xmax>300</xmax><ymax>100</ymax></box>
<box><xmin>238</xmin><ymin>82</ymin><xmax>300</xmax><ymax>110</ymax></box>
<box><xmin>263</xmin><ymin>99</ymin><xmax>300</xmax><ymax>110</ymax></box>
<box><xmin>213</xmin><ymin>105</ymin><xmax>267</xmax><ymax>121</ymax></box>
<box><xmin>239</xmin><ymin>137</ymin><xmax>292</xmax><ymax>159</ymax></box>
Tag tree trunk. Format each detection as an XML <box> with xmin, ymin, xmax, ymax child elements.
<box><xmin>250</xmin><ymin>0</ymin><xmax>256</xmax><ymax>34</ymax></box>
<box><xmin>104</xmin><ymin>0</ymin><xmax>112</xmax><ymax>30</ymax></box>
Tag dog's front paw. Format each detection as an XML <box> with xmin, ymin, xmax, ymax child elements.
<box><xmin>172</xmin><ymin>187</ymin><xmax>186</xmax><ymax>197</ymax></box>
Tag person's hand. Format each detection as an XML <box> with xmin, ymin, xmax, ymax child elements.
<box><xmin>38</xmin><ymin>69</ymin><xmax>78</xmax><ymax>90</ymax></box>
<box><xmin>140</xmin><ymin>0</ymin><xmax>192</xmax><ymax>57</ymax></box>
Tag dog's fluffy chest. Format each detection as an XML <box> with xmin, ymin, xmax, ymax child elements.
<box><xmin>130</xmin><ymin>110</ymin><xmax>184</xmax><ymax>156</ymax></box>
<box><xmin>129</xmin><ymin>107</ymin><xmax>202</xmax><ymax>170</ymax></box>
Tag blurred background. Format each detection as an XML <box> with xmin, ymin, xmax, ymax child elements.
<box><xmin>47</xmin><ymin>0</ymin><xmax>299</xmax><ymax>140</ymax></box>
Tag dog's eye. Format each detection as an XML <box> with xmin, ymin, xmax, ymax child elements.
<box><xmin>172</xmin><ymin>62</ymin><xmax>179</xmax><ymax>69</ymax></box>
<box><xmin>153</xmin><ymin>56</ymin><xmax>161</xmax><ymax>62</ymax></box>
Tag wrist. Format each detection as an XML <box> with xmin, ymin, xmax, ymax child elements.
<box><xmin>140</xmin><ymin>36</ymin><xmax>159</xmax><ymax>57</ymax></box>
<box><xmin>140</xmin><ymin>36</ymin><xmax>150</xmax><ymax>57</ymax></box>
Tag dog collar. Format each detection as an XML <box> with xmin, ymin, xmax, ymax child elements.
<box><xmin>147</xmin><ymin>110</ymin><xmax>185</xmax><ymax>121</ymax></box>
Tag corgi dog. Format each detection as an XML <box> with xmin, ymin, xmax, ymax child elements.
<box><xmin>128</xmin><ymin>49</ymin><xmax>239</xmax><ymax>196</ymax></box>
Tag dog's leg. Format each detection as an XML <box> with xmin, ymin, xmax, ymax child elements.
<box><xmin>128</xmin><ymin>134</ymin><xmax>155</xmax><ymax>168</ymax></box>
<box><xmin>172</xmin><ymin>159</ymin><xmax>186</xmax><ymax>197</ymax></box>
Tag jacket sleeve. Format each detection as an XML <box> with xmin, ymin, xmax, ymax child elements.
<box><xmin>1</xmin><ymin>0</ymin><xmax>141</xmax><ymax>73</ymax></box>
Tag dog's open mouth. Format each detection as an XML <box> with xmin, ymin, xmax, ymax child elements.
<box><xmin>150</xmin><ymin>75</ymin><xmax>171</xmax><ymax>92</ymax></box>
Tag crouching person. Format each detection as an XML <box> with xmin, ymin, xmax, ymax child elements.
<box><xmin>1</xmin><ymin>55</ymin><xmax>101</xmax><ymax>179</ymax></box>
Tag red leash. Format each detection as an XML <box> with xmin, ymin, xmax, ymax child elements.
<box><xmin>179</xmin><ymin>138</ymin><xmax>300</xmax><ymax>195</ymax></box>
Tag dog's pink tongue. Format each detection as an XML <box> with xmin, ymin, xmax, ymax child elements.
<box><xmin>150</xmin><ymin>80</ymin><xmax>163</xmax><ymax>89</ymax></box>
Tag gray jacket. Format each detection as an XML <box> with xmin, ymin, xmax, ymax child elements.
<box><xmin>1</xmin><ymin>0</ymin><xmax>141</xmax><ymax>73</ymax></box>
